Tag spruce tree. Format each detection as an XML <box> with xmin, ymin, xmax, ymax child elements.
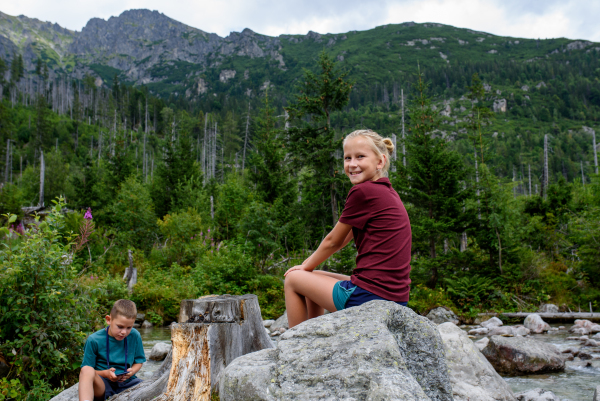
<box><xmin>286</xmin><ymin>51</ymin><xmax>353</xmax><ymax>230</ymax></box>
<box><xmin>395</xmin><ymin>70</ymin><xmax>469</xmax><ymax>287</ymax></box>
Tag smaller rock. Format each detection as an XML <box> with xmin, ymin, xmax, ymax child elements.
<box><xmin>489</xmin><ymin>326</ymin><xmax>513</xmax><ymax>336</ymax></box>
<box><xmin>537</xmin><ymin>304</ymin><xmax>559</xmax><ymax>313</ymax></box>
<box><xmin>264</xmin><ymin>328</ymin><xmax>270</xmax><ymax>336</ymax></box>
<box><xmin>136</xmin><ymin>313</ymin><xmax>145</xmax><ymax>323</ymax></box>
<box><xmin>481</xmin><ymin>336</ymin><xmax>565</xmax><ymax>375</ymax></box>
<box><xmin>562</xmin><ymin>353</ymin><xmax>575</xmax><ymax>361</ymax></box>
<box><xmin>501</xmin><ymin>333</ymin><xmax>514</xmax><ymax>337</ymax></box>
<box><xmin>263</xmin><ymin>319</ymin><xmax>274</xmax><ymax>328</ymax></box>
<box><xmin>269</xmin><ymin>331</ymin><xmax>278</xmax><ymax>337</ymax></box>
<box><xmin>513</xmin><ymin>326</ymin><xmax>531</xmax><ymax>336</ymax></box>
<box><xmin>584</xmin><ymin>339</ymin><xmax>599</xmax><ymax>347</ymax></box>
<box><xmin>558</xmin><ymin>326</ymin><xmax>565</xmax><ymax>330</ymax></box>
<box><xmin>148</xmin><ymin>342</ymin><xmax>171</xmax><ymax>361</ymax></box>
<box><xmin>593</xmin><ymin>333</ymin><xmax>600</xmax><ymax>340</ymax></box>
<box><xmin>573</xmin><ymin>319</ymin><xmax>594</xmax><ymax>329</ymax></box>
<box><xmin>579</xmin><ymin>335</ymin><xmax>589</xmax><ymax>341</ymax></box>
<box><xmin>480</xmin><ymin>317</ymin><xmax>503</xmax><ymax>328</ymax></box>
<box><xmin>593</xmin><ymin>385</ymin><xmax>599</xmax><ymax>401</ymax></box>
<box><xmin>548</xmin><ymin>327</ymin><xmax>559</xmax><ymax>332</ymax></box>
<box><xmin>270</xmin><ymin>311</ymin><xmax>288</xmax><ymax>332</ymax></box>
<box><xmin>579</xmin><ymin>351</ymin><xmax>593</xmax><ymax>360</ymax></box>
<box><xmin>524</xmin><ymin>314</ymin><xmax>550</xmax><ymax>334</ymax></box>
<box><xmin>561</xmin><ymin>347</ymin><xmax>579</xmax><ymax>356</ymax></box>
<box><xmin>141</xmin><ymin>320</ymin><xmax>153</xmax><ymax>328</ymax></box>
<box><xmin>469</xmin><ymin>327</ymin><xmax>489</xmax><ymax>335</ymax></box>
<box><xmin>591</xmin><ymin>324</ymin><xmax>600</xmax><ymax>333</ymax></box>
<box><xmin>278</xmin><ymin>328</ymin><xmax>286</xmax><ymax>334</ymax></box>
<box><xmin>425</xmin><ymin>306</ymin><xmax>460</xmax><ymax>324</ymax></box>
<box><xmin>474</xmin><ymin>337</ymin><xmax>489</xmax><ymax>351</ymax></box>
<box><xmin>571</xmin><ymin>327</ymin><xmax>590</xmax><ymax>335</ymax></box>
<box><xmin>566</xmin><ymin>336</ymin><xmax>580</xmax><ymax>340</ymax></box>
<box><xmin>515</xmin><ymin>387</ymin><xmax>560</xmax><ymax>401</ymax></box>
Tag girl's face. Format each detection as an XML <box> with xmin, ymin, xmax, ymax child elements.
<box><xmin>343</xmin><ymin>136</ymin><xmax>385</xmax><ymax>185</ymax></box>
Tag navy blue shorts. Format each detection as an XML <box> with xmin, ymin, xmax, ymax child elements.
<box><xmin>333</xmin><ymin>280</ymin><xmax>408</xmax><ymax>311</ymax></box>
<box><xmin>94</xmin><ymin>377</ymin><xmax>142</xmax><ymax>401</ymax></box>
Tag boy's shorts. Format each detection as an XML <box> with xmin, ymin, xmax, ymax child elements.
<box><xmin>332</xmin><ymin>280</ymin><xmax>408</xmax><ymax>311</ymax></box>
<box><xmin>94</xmin><ymin>377</ymin><xmax>143</xmax><ymax>401</ymax></box>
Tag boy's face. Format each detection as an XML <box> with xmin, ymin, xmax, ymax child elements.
<box><xmin>105</xmin><ymin>314</ymin><xmax>136</xmax><ymax>341</ymax></box>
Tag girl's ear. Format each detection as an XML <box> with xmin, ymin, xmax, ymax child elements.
<box><xmin>377</xmin><ymin>154</ymin><xmax>386</xmax><ymax>170</ymax></box>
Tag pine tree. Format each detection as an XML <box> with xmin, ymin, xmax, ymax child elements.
<box><xmin>395</xmin><ymin>69</ymin><xmax>469</xmax><ymax>287</ymax></box>
<box><xmin>286</xmin><ymin>50</ymin><xmax>353</xmax><ymax>229</ymax></box>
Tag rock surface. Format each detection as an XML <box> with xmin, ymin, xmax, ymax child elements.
<box><xmin>426</xmin><ymin>306</ymin><xmax>460</xmax><ymax>324</ymax></box>
<box><xmin>49</xmin><ymin>383</ymin><xmax>78</xmax><ymax>401</ymax></box>
<box><xmin>438</xmin><ymin>322</ymin><xmax>516</xmax><ymax>401</ymax></box>
<box><xmin>141</xmin><ymin>320</ymin><xmax>153</xmax><ymax>328</ymax></box>
<box><xmin>481</xmin><ymin>336</ymin><xmax>565</xmax><ymax>375</ymax></box>
<box><xmin>481</xmin><ymin>317</ymin><xmax>503</xmax><ymax>328</ymax></box>
<box><xmin>219</xmin><ymin>301</ymin><xmax>453</xmax><ymax>401</ymax></box>
<box><xmin>269</xmin><ymin>310</ymin><xmax>288</xmax><ymax>332</ymax></box>
<box><xmin>148</xmin><ymin>342</ymin><xmax>172</xmax><ymax>361</ymax></box>
<box><xmin>469</xmin><ymin>327</ymin><xmax>489</xmax><ymax>335</ymax></box>
<box><xmin>514</xmin><ymin>388</ymin><xmax>560</xmax><ymax>401</ymax></box>
<box><xmin>523</xmin><ymin>314</ymin><xmax>550</xmax><ymax>334</ymax></box>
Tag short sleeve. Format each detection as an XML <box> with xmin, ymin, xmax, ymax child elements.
<box><xmin>81</xmin><ymin>337</ymin><xmax>97</xmax><ymax>369</ymax></box>
<box><xmin>339</xmin><ymin>186</ymin><xmax>370</xmax><ymax>230</ymax></box>
<box><xmin>133</xmin><ymin>331</ymin><xmax>147</xmax><ymax>364</ymax></box>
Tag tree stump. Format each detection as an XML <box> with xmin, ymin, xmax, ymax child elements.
<box><xmin>110</xmin><ymin>294</ymin><xmax>273</xmax><ymax>401</ymax></box>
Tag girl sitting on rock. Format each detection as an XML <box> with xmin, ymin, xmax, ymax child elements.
<box><xmin>284</xmin><ymin>129</ymin><xmax>412</xmax><ymax>328</ymax></box>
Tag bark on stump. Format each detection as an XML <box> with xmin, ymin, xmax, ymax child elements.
<box><xmin>111</xmin><ymin>294</ymin><xmax>273</xmax><ymax>401</ymax></box>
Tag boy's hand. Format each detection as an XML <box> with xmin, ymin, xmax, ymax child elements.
<box><xmin>106</xmin><ymin>368</ymin><xmax>120</xmax><ymax>382</ymax></box>
<box><xmin>117</xmin><ymin>368</ymin><xmax>134</xmax><ymax>382</ymax></box>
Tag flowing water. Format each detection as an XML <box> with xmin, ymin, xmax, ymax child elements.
<box><xmin>137</xmin><ymin>324</ymin><xmax>600</xmax><ymax>400</ymax></box>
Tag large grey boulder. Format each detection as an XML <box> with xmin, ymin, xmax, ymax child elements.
<box><xmin>220</xmin><ymin>300</ymin><xmax>453</xmax><ymax>401</ymax></box>
<box><xmin>523</xmin><ymin>314</ymin><xmax>550</xmax><ymax>334</ymax></box>
<box><xmin>481</xmin><ymin>336</ymin><xmax>565</xmax><ymax>375</ymax></box>
<box><xmin>438</xmin><ymin>322</ymin><xmax>516</xmax><ymax>401</ymax></box>
<box><xmin>426</xmin><ymin>306</ymin><xmax>460</xmax><ymax>325</ymax></box>
<box><xmin>269</xmin><ymin>310</ymin><xmax>288</xmax><ymax>332</ymax></box>
<box><xmin>515</xmin><ymin>388</ymin><xmax>560</xmax><ymax>401</ymax></box>
<box><xmin>148</xmin><ymin>342</ymin><xmax>172</xmax><ymax>361</ymax></box>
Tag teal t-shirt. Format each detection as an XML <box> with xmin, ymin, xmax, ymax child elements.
<box><xmin>81</xmin><ymin>327</ymin><xmax>146</xmax><ymax>382</ymax></box>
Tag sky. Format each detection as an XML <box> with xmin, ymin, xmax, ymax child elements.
<box><xmin>1</xmin><ymin>0</ymin><xmax>599</xmax><ymax>41</ymax></box>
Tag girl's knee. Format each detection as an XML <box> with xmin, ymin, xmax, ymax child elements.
<box><xmin>284</xmin><ymin>270</ymin><xmax>305</xmax><ymax>290</ymax></box>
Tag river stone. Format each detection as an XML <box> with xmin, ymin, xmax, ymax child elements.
<box><xmin>481</xmin><ymin>336</ymin><xmax>565</xmax><ymax>375</ymax></box>
<box><xmin>141</xmin><ymin>320</ymin><xmax>153</xmax><ymax>328</ymax></box>
<box><xmin>263</xmin><ymin>319</ymin><xmax>275</xmax><ymax>328</ymax></box>
<box><xmin>219</xmin><ymin>300</ymin><xmax>452</xmax><ymax>401</ymax></box>
<box><xmin>489</xmin><ymin>326</ymin><xmax>530</xmax><ymax>336</ymax></box>
<box><xmin>148</xmin><ymin>342</ymin><xmax>171</xmax><ymax>361</ymax></box>
<box><xmin>523</xmin><ymin>314</ymin><xmax>550</xmax><ymax>334</ymax></box>
<box><xmin>269</xmin><ymin>310</ymin><xmax>288</xmax><ymax>332</ymax></box>
<box><xmin>438</xmin><ymin>323</ymin><xmax>516</xmax><ymax>401</ymax></box>
<box><xmin>426</xmin><ymin>306</ymin><xmax>460</xmax><ymax>324</ymax></box>
<box><xmin>474</xmin><ymin>337</ymin><xmax>490</xmax><ymax>351</ymax></box>
<box><xmin>136</xmin><ymin>313</ymin><xmax>145</xmax><ymax>323</ymax></box>
<box><xmin>584</xmin><ymin>339</ymin><xmax>599</xmax><ymax>347</ymax></box>
<box><xmin>591</xmin><ymin>324</ymin><xmax>600</xmax><ymax>333</ymax></box>
<box><xmin>514</xmin><ymin>388</ymin><xmax>560</xmax><ymax>401</ymax></box>
<box><xmin>570</xmin><ymin>327</ymin><xmax>589</xmax><ymax>335</ymax></box>
<box><xmin>469</xmin><ymin>327</ymin><xmax>489</xmax><ymax>335</ymax></box>
<box><xmin>593</xmin><ymin>333</ymin><xmax>600</xmax><ymax>340</ymax></box>
<box><xmin>481</xmin><ymin>317</ymin><xmax>503</xmax><ymax>328</ymax></box>
<box><xmin>537</xmin><ymin>304</ymin><xmax>559</xmax><ymax>313</ymax></box>
<box><xmin>49</xmin><ymin>383</ymin><xmax>78</xmax><ymax>401</ymax></box>
<box><xmin>593</xmin><ymin>385</ymin><xmax>599</xmax><ymax>401</ymax></box>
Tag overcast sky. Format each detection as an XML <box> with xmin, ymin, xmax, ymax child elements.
<box><xmin>2</xmin><ymin>0</ymin><xmax>599</xmax><ymax>41</ymax></box>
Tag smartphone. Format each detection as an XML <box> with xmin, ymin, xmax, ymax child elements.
<box><xmin>115</xmin><ymin>371</ymin><xmax>127</xmax><ymax>379</ymax></box>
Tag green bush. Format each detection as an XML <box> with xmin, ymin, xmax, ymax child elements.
<box><xmin>157</xmin><ymin>208</ymin><xmax>205</xmax><ymax>266</ymax></box>
<box><xmin>0</xmin><ymin>200</ymin><xmax>101</xmax><ymax>392</ymax></box>
<box><xmin>408</xmin><ymin>284</ymin><xmax>455</xmax><ymax>315</ymax></box>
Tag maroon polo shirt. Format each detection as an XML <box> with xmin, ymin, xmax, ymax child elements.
<box><xmin>339</xmin><ymin>177</ymin><xmax>411</xmax><ymax>302</ymax></box>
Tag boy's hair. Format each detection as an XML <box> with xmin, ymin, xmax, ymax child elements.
<box><xmin>110</xmin><ymin>299</ymin><xmax>137</xmax><ymax>320</ymax></box>
<box><xmin>343</xmin><ymin>129</ymin><xmax>395</xmax><ymax>176</ymax></box>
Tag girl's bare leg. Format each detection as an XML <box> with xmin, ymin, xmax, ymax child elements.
<box><xmin>284</xmin><ymin>270</ymin><xmax>341</xmax><ymax>328</ymax></box>
<box><xmin>305</xmin><ymin>271</ymin><xmax>351</xmax><ymax>318</ymax></box>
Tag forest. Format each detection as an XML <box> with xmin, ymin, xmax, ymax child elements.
<box><xmin>1</xmin><ymin>47</ymin><xmax>600</xmax><ymax>399</ymax></box>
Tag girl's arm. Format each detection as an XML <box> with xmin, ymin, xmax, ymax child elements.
<box><xmin>285</xmin><ymin>222</ymin><xmax>353</xmax><ymax>276</ymax></box>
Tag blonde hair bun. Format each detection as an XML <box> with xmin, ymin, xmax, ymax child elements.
<box><xmin>383</xmin><ymin>138</ymin><xmax>395</xmax><ymax>155</ymax></box>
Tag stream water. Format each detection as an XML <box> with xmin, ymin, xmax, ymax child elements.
<box><xmin>137</xmin><ymin>324</ymin><xmax>600</xmax><ymax>400</ymax></box>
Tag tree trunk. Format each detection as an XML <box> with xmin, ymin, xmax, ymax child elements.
<box><xmin>110</xmin><ymin>294</ymin><xmax>273</xmax><ymax>401</ymax></box>
<box><xmin>38</xmin><ymin>151</ymin><xmax>45</xmax><ymax>207</ymax></box>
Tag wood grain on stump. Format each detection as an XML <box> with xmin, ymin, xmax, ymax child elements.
<box><xmin>110</xmin><ymin>294</ymin><xmax>273</xmax><ymax>401</ymax></box>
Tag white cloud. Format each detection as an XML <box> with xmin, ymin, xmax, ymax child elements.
<box><xmin>1</xmin><ymin>0</ymin><xmax>599</xmax><ymax>41</ymax></box>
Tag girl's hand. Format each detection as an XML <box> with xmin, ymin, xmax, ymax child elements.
<box><xmin>284</xmin><ymin>265</ymin><xmax>309</xmax><ymax>277</ymax></box>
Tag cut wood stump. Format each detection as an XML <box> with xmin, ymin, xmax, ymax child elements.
<box><xmin>110</xmin><ymin>294</ymin><xmax>273</xmax><ymax>401</ymax></box>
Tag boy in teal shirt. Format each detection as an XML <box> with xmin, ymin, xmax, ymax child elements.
<box><xmin>78</xmin><ymin>299</ymin><xmax>146</xmax><ymax>401</ymax></box>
